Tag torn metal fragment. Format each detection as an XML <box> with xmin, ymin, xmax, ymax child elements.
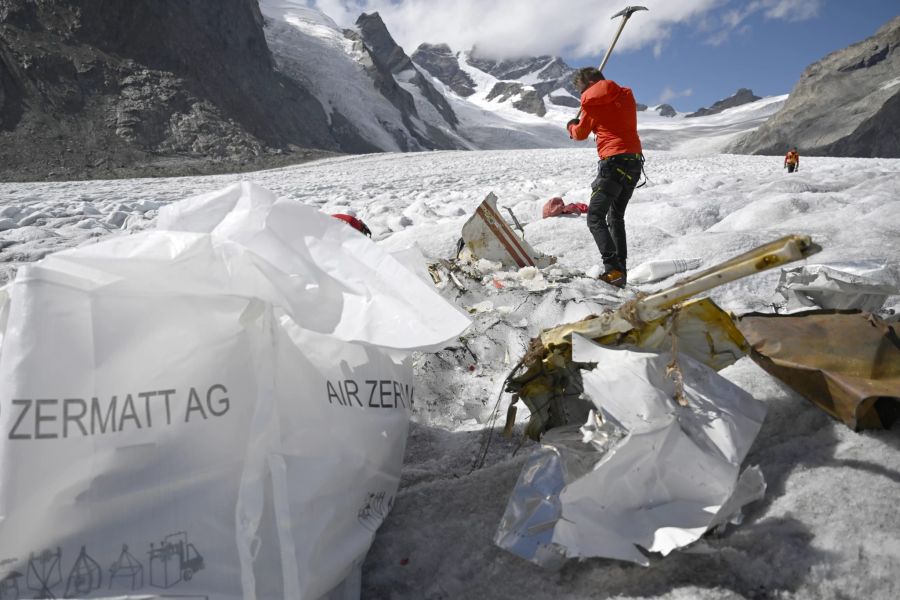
<box><xmin>776</xmin><ymin>263</ymin><xmax>899</xmax><ymax>313</ymax></box>
<box><xmin>459</xmin><ymin>192</ymin><xmax>556</xmax><ymax>269</ymax></box>
<box><xmin>737</xmin><ymin>309</ymin><xmax>900</xmax><ymax>429</ymax></box>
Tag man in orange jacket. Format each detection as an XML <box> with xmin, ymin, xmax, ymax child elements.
<box><xmin>784</xmin><ymin>147</ymin><xmax>800</xmax><ymax>173</ymax></box>
<box><xmin>568</xmin><ymin>67</ymin><xmax>643</xmax><ymax>288</ymax></box>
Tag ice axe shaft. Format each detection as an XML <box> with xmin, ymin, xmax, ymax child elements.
<box><xmin>574</xmin><ymin>6</ymin><xmax>647</xmax><ymax>120</ymax></box>
<box><xmin>599</xmin><ymin>6</ymin><xmax>648</xmax><ymax>73</ymax></box>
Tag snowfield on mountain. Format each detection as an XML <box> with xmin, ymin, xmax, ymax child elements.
<box><xmin>2</xmin><ymin>116</ymin><xmax>900</xmax><ymax>598</ymax></box>
<box><xmin>258</xmin><ymin>0</ymin><xmax>787</xmax><ymax>157</ymax></box>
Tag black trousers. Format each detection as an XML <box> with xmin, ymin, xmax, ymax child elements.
<box><xmin>787</xmin><ymin>163</ymin><xmax>796</xmax><ymax>173</ymax></box>
<box><xmin>587</xmin><ymin>155</ymin><xmax>642</xmax><ymax>272</ymax></box>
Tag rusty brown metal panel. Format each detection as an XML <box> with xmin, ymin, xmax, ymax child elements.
<box><xmin>736</xmin><ymin>310</ymin><xmax>900</xmax><ymax>429</ymax></box>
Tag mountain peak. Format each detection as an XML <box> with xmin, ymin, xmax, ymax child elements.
<box><xmin>686</xmin><ymin>88</ymin><xmax>761</xmax><ymax>118</ymax></box>
<box><xmin>728</xmin><ymin>14</ymin><xmax>900</xmax><ymax>157</ymax></box>
<box><xmin>355</xmin><ymin>12</ymin><xmax>413</xmax><ymax>74</ymax></box>
<box><xmin>412</xmin><ymin>43</ymin><xmax>477</xmax><ymax>97</ymax></box>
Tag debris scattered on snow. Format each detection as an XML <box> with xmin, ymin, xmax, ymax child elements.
<box><xmin>507</xmin><ymin>235</ymin><xmax>819</xmax><ymax>439</ymax></box>
<box><xmin>776</xmin><ymin>262</ymin><xmax>900</xmax><ymax>313</ymax></box>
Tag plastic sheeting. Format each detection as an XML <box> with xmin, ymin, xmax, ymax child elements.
<box><xmin>0</xmin><ymin>182</ymin><xmax>470</xmax><ymax>599</ymax></box>
<box><xmin>776</xmin><ymin>262</ymin><xmax>899</xmax><ymax>313</ymax></box>
<box><xmin>496</xmin><ymin>336</ymin><xmax>766</xmax><ymax>566</ymax></box>
<box><xmin>628</xmin><ymin>258</ymin><xmax>702</xmax><ymax>285</ymax></box>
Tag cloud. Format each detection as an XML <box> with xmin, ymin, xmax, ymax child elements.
<box><xmin>753</xmin><ymin>0</ymin><xmax>823</xmax><ymax>21</ymax></box>
<box><xmin>659</xmin><ymin>86</ymin><xmax>693</xmax><ymax>103</ymax></box>
<box><xmin>705</xmin><ymin>29</ymin><xmax>731</xmax><ymax>46</ymax></box>
<box><xmin>306</xmin><ymin>0</ymin><xmax>724</xmax><ymax>59</ymax></box>
<box><xmin>705</xmin><ymin>0</ymin><xmax>823</xmax><ymax>45</ymax></box>
<box><xmin>307</xmin><ymin>0</ymin><xmax>824</xmax><ymax>60</ymax></box>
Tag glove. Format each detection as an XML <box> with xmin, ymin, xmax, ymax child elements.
<box><xmin>567</xmin><ymin>118</ymin><xmax>580</xmax><ymax>128</ymax></box>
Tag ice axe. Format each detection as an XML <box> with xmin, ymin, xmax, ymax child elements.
<box><xmin>599</xmin><ymin>6</ymin><xmax>648</xmax><ymax>74</ymax></box>
<box><xmin>574</xmin><ymin>6</ymin><xmax>648</xmax><ymax>120</ymax></box>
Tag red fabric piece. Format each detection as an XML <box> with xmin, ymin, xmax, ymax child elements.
<box><xmin>568</xmin><ymin>79</ymin><xmax>642</xmax><ymax>160</ymax></box>
<box><xmin>542</xmin><ymin>197</ymin><xmax>565</xmax><ymax>218</ymax></box>
<box><xmin>562</xmin><ymin>203</ymin><xmax>588</xmax><ymax>214</ymax></box>
<box><xmin>331</xmin><ymin>213</ymin><xmax>371</xmax><ymax>236</ymax></box>
<box><xmin>542</xmin><ymin>198</ymin><xmax>588</xmax><ymax>218</ymax></box>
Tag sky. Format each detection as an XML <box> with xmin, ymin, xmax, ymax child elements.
<box><xmin>307</xmin><ymin>0</ymin><xmax>899</xmax><ymax>111</ymax></box>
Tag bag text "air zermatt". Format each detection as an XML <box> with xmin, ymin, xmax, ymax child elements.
<box><xmin>326</xmin><ymin>379</ymin><xmax>414</xmax><ymax>409</ymax></box>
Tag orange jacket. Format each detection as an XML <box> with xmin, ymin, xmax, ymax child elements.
<box><xmin>785</xmin><ymin>151</ymin><xmax>799</xmax><ymax>165</ymax></box>
<box><xmin>568</xmin><ymin>80</ymin><xmax>642</xmax><ymax>159</ymax></box>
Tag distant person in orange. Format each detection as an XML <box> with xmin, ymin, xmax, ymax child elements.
<box><xmin>568</xmin><ymin>67</ymin><xmax>643</xmax><ymax>289</ymax></box>
<box><xmin>784</xmin><ymin>147</ymin><xmax>800</xmax><ymax>173</ymax></box>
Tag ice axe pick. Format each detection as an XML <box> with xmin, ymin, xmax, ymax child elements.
<box><xmin>574</xmin><ymin>6</ymin><xmax>648</xmax><ymax>121</ymax></box>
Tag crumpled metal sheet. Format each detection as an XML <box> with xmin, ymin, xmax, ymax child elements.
<box><xmin>493</xmin><ymin>418</ymin><xmax>626</xmax><ymax>569</ymax></box>
<box><xmin>509</xmin><ymin>297</ymin><xmax>749</xmax><ymax>440</ymax></box>
<box><xmin>737</xmin><ymin>309</ymin><xmax>900</xmax><ymax>429</ymax></box>
<box><xmin>776</xmin><ymin>263</ymin><xmax>899</xmax><ymax>313</ymax></box>
<box><xmin>592</xmin><ymin>297</ymin><xmax>749</xmax><ymax>371</ymax></box>
<box><xmin>495</xmin><ymin>336</ymin><xmax>767</xmax><ymax>566</ymax></box>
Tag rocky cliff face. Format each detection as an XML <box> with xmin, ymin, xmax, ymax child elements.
<box><xmin>727</xmin><ymin>16</ymin><xmax>900</xmax><ymax>157</ymax></box>
<box><xmin>485</xmin><ymin>82</ymin><xmax>546</xmax><ymax>117</ymax></box>
<box><xmin>686</xmin><ymin>88</ymin><xmax>760</xmax><ymax>118</ymax></box>
<box><xmin>355</xmin><ymin>12</ymin><xmax>460</xmax><ymax>142</ymax></box>
<box><xmin>410</xmin><ymin>43</ymin><xmax>476</xmax><ymax>97</ymax></box>
<box><xmin>0</xmin><ymin>0</ymin><xmax>340</xmax><ymax>181</ymax></box>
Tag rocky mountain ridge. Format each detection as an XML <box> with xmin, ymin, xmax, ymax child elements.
<box><xmin>727</xmin><ymin>16</ymin><xmax>900</xmax><ymax>157</ymax></box>
<box><xmin>412</xmin><ymin>45</ymin><xmax>583</xmax><ymax>116</ymax></box>
<box><xmin>0</xmin><ymin>0</ymin><xmax>347</xmax><ymax>181</ymax></box>
<box><xmin>687</xmin><ymin>88</ymin><xmax>761</xmax><ymax>118</ymax></box>
<box><xmin>352</xmin><ymin>13</ymin><xmax>462</xmax><ymax>148</ymax></box>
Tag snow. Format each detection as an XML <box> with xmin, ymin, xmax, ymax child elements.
<box><xmin>515</xmin><ymin>58</ymin><xmax>557</xmax><ymax>85</ymax></box>
<box><xmin>881</xmin><ymin>77</ymin><xmax>900</xmax><ymax>91</ymax></box>
<box><xmin>638</xmin><ymin>95</ymin><xmax>789</xmax><ymax>154</ymax></box>
<box><xmin>2</xmin><ymin>99</ymin><xmax>900</xmax><ymax>599</ymax></box>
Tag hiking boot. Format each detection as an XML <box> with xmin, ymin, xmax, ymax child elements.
<box><xmin>599</xmin><ymin>268</ymin><xmax>627</xmax><ymax>288</ymax></box>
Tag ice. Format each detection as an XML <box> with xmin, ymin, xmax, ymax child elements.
<box><xmin>2</xmin><ymin>131</ymin><xmax>900</xmax><ymax>599</ymax></box>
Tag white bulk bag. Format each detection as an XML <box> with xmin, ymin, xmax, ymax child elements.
<box><xmin>0</xmin><ymin>182</ymin><xmax>469</xmax><ymax>599</ymax></box>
